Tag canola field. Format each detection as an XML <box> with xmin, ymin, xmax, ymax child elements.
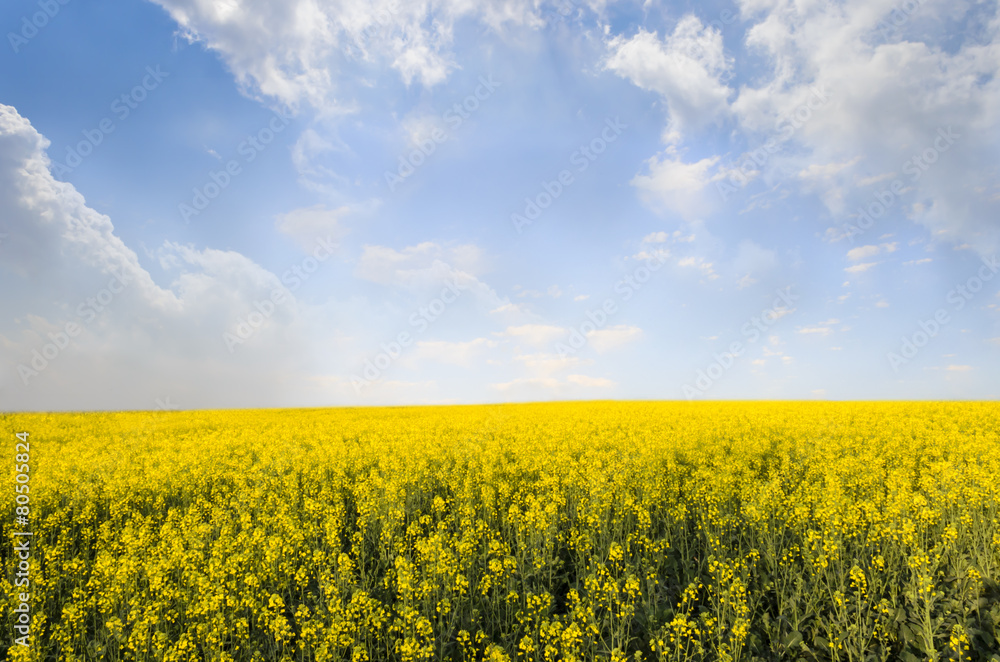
<box><xmin>2</xmin><ymin>401</ymin><xmax>999</xmax><ymax>662</ymax></box>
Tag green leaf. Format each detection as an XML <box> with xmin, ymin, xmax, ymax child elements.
<box><xmin>782</xmin><ymin>630</ymin><xmax>803</xmax><ymax>649</ymax></box>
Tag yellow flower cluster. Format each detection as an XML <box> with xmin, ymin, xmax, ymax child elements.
<box><xmin>1</xmin><ymin>401</ymin><xmax>998</xmax><ymax>661</ymax></box>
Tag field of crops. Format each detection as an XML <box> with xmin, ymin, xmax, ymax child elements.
<box><xmin>2</xmin><ymin>402</ymin><xmax>999</xmax><ymax>662</ymax></box>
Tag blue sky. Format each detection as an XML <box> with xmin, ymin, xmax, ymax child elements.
<box><xmin>1</xmin><ymin>0</ymin><xmax>999</xmax><ymax>411</ymax></box>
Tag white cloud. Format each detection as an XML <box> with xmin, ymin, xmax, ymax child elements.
<box><xmin>796</xmin><ymin>327</ymin><xmax>829</xmax><ymax>336</ymax></box>
<box><xmin>796</xmin><ymin>318</ymin><xmax>840</xmax><ymax>336</ymax></box>
<box><xmin>676</xmin><ymin>255</ymin><xmax>718</xmax><ymax>280</ymax></box>
<box><xmin>0</xmin><ymin>104</ymin><xmax>336</xmax><ymax>410</ymax></box>
<box><xmin>846</xmin><ymin>242</ymin><xmax>899</xmax><ymax>264</ymax></box>
<box><xmin>275</xmin><ymin>204</ymin><xmax>350</xmax><ymax>251</ymax></box>
<box><xmin>354</xmin><ymin>242</ymin><xmax>493</xmax><ymax>295</ymax></box>
<box><xmin>354</xmin><ymin>241</ymin><xmax>518</xmax><ymax>317</ymax></box>
<box><xmin>630</xmin><ymin>146</ymin><xmax>731</xmax><ymax>218</ymax></box>
<box><xmin>490</xmin><ymin>376</ymin><xmax>561</xmax><ymax>392</ymax></box>
<box><xmin>410</xmin><ymin>338</ymin><xmax>496</xmax><ymax>366</ymax></box>
<box><xmin>846</xmin><ymin>244</ymin><xmax>880</xmax><ymax>261</ymax></box>
<box><xmin>566</xmin><ymin>374</ymin><xmax>615</xmax><ymax>387</ymax></box>
<box><xmin>796</xmin><ymin>157</ymin><xmax>862</xmax><ymax>214</ymax></box>
<box><xmin>290</xmin><ymin>126</ymin><xmax>355</xmax><ymax>194</ymax></box>
<box><xmin>856</xmin><ymin>172</ymin><xmax>896</xmax><ymax>187</ymax></box>
<box><xmin>401</xmin><ymin>112</ymin><xmax>449</xmax><ymax>149</ymax></box>
<box><xmin>501</xmin><ymin>324</ymin><xmax>567</xmax><ymax>347</ymax></box>
<box><xmin>0</xmin><ymin>107</ymin><xmax>170</xmax><ymax>305</ymax></box>
<box><xmin>513</xmin><ymin>352</ymin><xmax>590</xmax><ymax>377</ymax></box>
<box><xmin>604</xmin><ymin>16</ymin><xmax>733</xmax><ymax>139</ymax></box>
<box><xmin>586</xmin><ymin>324</ymin><xmax>642</xmax><ymax>352</ymax></box>
<box><xmin>729</xmin><ymin>0</ymin><xmax>1000</xmax><ymax>253</ymax></box>
<box><xmin>150</xmin><ymin>0</ymin><xmax>547</xmax><ymax>109</ymax></box>
<box><xmin>845</xmin><ymin>261</ymin><xmax>877</xmax><ymax>273</ymax></box>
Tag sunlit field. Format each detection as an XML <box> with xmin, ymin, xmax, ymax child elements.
<box><xmin>2</xmin><ymin>402</ymin><xmax>999</xmax><ymax>661</ymax></box>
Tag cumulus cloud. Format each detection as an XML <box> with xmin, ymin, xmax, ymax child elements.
<box><xmin>729</xmin><ymin>0</ymin><xmax>1000</xmax><ymax>252</ymax></box>
<box><xmin>630</xmin><ymin>147</ymin><xmax>735</xmax><ymax>219</ymax></box>
<box><xmin>150</xmin><ymin>0</ymin><xmax>553</xmax><ymax>109</ymax></box>
<box><xmin>604</xmin><ymin>16</ymin><xmax>733</xmax><ymax>139</ymax></box>
<box><xmin>608</xmin><ymin>0</ymin><xmax>1000</xmax><ymax>253</ymax></box>
<box><xmin>0</xmin><ymin>104</ymin><xmax>334</xmax><ymax>410</ymax></box>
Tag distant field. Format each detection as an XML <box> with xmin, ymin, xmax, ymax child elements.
<box><xmin>2</xmin><ymin>402</ymin><xmax>999</xmax><ymax>661</ymax></box>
